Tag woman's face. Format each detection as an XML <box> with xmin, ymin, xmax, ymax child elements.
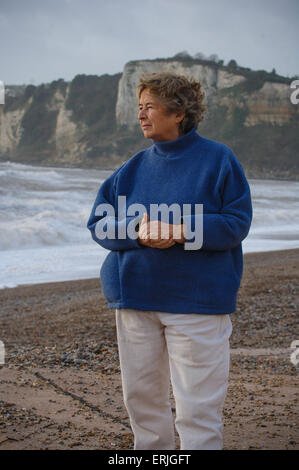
<box><xmin>138</xmin><ymin>88</ymin><xmax>185</xmax><ymax>142</ymax></box>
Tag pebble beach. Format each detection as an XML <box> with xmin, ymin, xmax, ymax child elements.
<box><xmin>0</xmin><ymin>248</ymin><xmax>298</xmax><ymax>450</ymax></box>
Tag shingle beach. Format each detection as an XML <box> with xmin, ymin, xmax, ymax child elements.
<box><xmin>0</xmin><ymin>249</ymin><xmax>298</xmax><ymax>450</ymax></box>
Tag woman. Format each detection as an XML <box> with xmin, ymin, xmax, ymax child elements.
<box><xmin>87</xmin><ymin>72</ymin><xmax>252</xmax><ymax>450</ymax></box>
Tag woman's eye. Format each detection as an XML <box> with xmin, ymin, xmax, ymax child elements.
<box><xmin>139</xmin><ymin>106</ymin><xmax>152</xmax><ymax>111</ymax></box>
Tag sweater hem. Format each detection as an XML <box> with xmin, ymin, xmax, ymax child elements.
<box><xmin>107</xmin><ymin>299</ymin><xmax>235</xmax><ymax>315</ymax></box>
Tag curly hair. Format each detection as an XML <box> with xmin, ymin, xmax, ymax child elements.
<box><xmin>136</xmin><ymin>72</ymin><xmax>206</xmax><ymax>134</ymax></box>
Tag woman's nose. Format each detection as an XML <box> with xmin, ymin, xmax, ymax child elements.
<box><xmin>138</xmin><ymin>109</ymin><xmax>145</xmax><ymax>120</ymax></box>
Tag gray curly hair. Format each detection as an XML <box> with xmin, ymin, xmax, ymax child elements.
<box><xmin>136</xmin><ymin>72</ymin><xmax>206</xmax><ymax>134</ymax></box>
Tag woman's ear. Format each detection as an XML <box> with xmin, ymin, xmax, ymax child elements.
<box><xmin>176</xmin><ymin>112</ymin><xmax>185</xmax><ymax>124</ymax></box>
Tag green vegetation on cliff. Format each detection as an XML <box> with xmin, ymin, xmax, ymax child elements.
<box><xmin>66</xmin><ymin>73</ymin><xmax>121</xmax><ymax>133</ymax></box>
<box><xmin>200</xmin><ymin>111</ymin><xmax>299</xmax><ymax>179</ymax></box>
<box><xmin>20</xmin><ymin>84</ymin><xmax>60</xmax><ymax>153</ymax></box>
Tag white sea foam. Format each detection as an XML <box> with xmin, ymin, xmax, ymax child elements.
<box><xmin>0</xmin><ymin>161</ymin><xmax>298</xmax><ymax>288</ymax></box>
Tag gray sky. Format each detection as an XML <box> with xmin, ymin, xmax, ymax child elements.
<box><xmin>0</xmin><ymin>0</ymin><xmax>298</xmax><ymax>85</ymax></box>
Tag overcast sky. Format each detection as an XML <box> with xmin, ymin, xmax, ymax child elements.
<box><xmin>0</xmin><ymin>0</ymin><xmax>298</xmax><ymax>85</ymax></box>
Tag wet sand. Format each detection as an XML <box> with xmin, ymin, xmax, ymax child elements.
<box><xmin>0</xmin><ymin>249</ymin><xmax>298</xmax><ymax>450</ymax></box>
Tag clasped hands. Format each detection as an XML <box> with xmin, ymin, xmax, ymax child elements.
<box><xmin>138</xmin><ymin>213</ymin><xmax>186</xmax><ymax>249</ymax></box>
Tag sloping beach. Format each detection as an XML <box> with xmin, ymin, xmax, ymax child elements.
<box><xmin>0</xmin><ymin>248</ymin><xmax>298</xmax><ymax>450</ymax></box>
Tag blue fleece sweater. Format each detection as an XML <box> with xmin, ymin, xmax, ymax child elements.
<box><xmin>87</xmin><ymin>128</ymin><xmax>252</xmax><ymax>314</ymax></box>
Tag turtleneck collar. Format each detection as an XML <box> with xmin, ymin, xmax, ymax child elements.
<box><xmin>152</xmin><ymin>127</ymin><xmax>199</xmax><ymax>157</ymax></box>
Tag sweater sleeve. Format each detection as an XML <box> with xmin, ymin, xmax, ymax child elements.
<box><xmin>87</xmin><ymin>168</ymin><xmax>144</xmax><ymax>251</ymax></box>
<box><xmin>182</xmin><ymin>151</ymin><xmax>253</xmax><ymax>251</ymax></box>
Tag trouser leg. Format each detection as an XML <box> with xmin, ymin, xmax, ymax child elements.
<box><xmin>163</xmin><ymin>313</ymin><xmax>232</xmax><ymax>450</ymax></box>
<box><xmin>115</xmin><ymin>308</ymin><xmax>175</xmax><ymax>450</ymax></box>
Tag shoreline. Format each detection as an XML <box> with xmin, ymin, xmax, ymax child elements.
<box><xmin>0</xmin><ymin>248</ymin><xmax>298</xmax><ymax>449</ymax></box>
<box><xmin>1</xmin><ymin>159</ymin><xmax>299</xmax><ymax>182</ymax></box>
<box><xmin>1</xmin><ymin>247</ymin><xmax>299</xmax><ymax>292</ymax></box>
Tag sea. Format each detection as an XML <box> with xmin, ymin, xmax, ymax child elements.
<box><xmin>0</xmin><ymin>161</ymin><xmax>299</xmax><ymax>289</ymax></box>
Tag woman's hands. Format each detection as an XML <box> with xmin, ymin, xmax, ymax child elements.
<box><xmin>138</xmin><ymin>213</ymin><xmax>186</xmax><ymax>249</ymax></box>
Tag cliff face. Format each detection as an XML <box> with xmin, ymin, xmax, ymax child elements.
<box><xmin>0</xmin><ymin>58</ymin><xmax>298</xmax><ymax>179</ymax></box>
<box><xmin>0</xmin><ymin>103</ymin><xmax>26</xmax><ymax>154</ymax></box>
<box><xmin>217</xmin><ymin>80</ymin><xmax>296</xmax><ymax>127</ymax></box>
<box><xmin>116</xmin><ymin>61</ymin><xmax>296</xmax><ymax>130</ymax></box>
<box><xmin>244</xmin><ymin>81</ymin><xmax>295</xmax><ymax>126</ymax></box>
<box><xmin>116</xmin><ymin>60</ymin><xmax>246</xmax><ymax>129</ymax></box>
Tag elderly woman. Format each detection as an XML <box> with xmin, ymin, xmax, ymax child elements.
<box><xmin>87</xmin><ymin>72</ymin><xmax>252</xmax><ymax>450</ymax></box>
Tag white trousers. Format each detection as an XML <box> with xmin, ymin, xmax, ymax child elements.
<box><xmin>115</xmin><ymin>308</ymin><xmax>232</xmax><ymax>450</ymax></box>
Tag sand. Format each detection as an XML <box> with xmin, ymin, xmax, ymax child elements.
<box><xmin>0</xmin><ymin>248</ymin><xmax>298</xmax><ymax>450</ymax></box>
